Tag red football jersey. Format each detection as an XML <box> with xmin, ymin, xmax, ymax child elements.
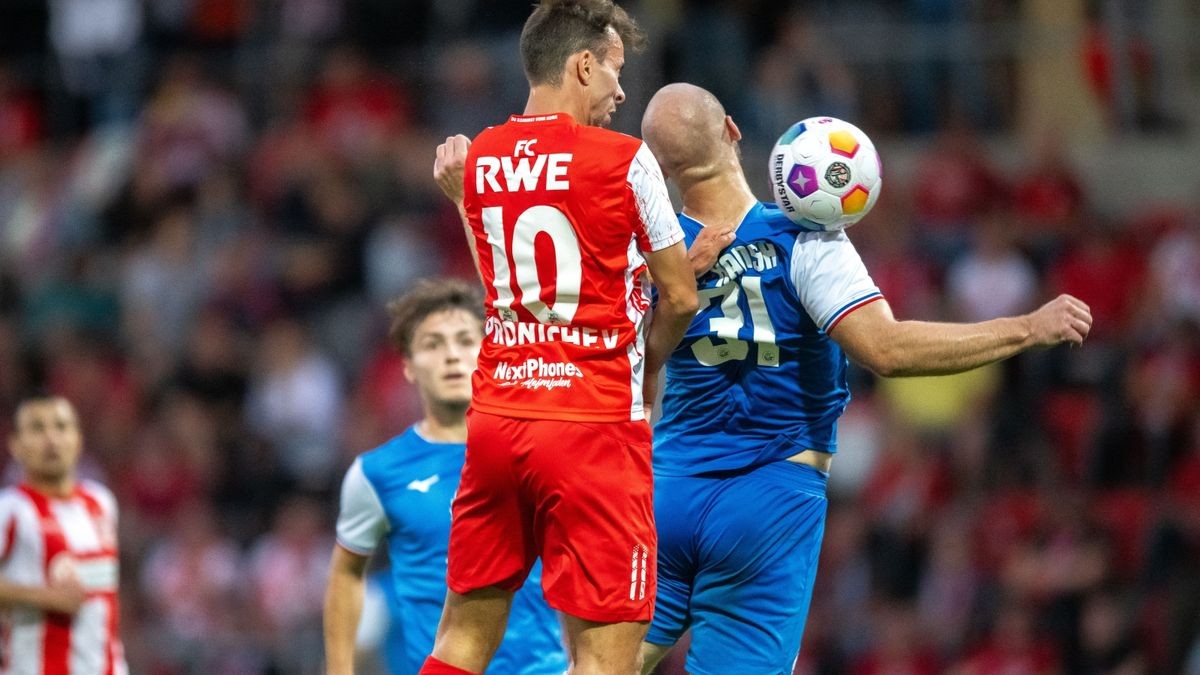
<box><xmin>463</xmin><ymin>113</ymin><xmax>683</xmax><ymax>422</ymax></box>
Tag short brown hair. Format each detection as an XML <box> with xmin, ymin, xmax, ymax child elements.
<box><xmin>520</xmin><ymin>0</ymin><xmax>646</xmax><ymax>87</ymax></box>
<box><xmin>386</xmin><ymin>278</ymin><xmax>484</xmax><ymax>356</ymax></box>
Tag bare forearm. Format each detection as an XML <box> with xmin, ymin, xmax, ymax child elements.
<box><xmin>833</xmin><ymin>294</ymin><xmax>1091</xmax><ymax>378</ymax></box>
<box><xmin>0</xmin><ymin>581</ymin><xmax>46</xmax><ymax>608</ymax></box>
<box><xmin>0</xmin><ymin>579</ymin><xmax>73</xmax><ymax>613</ymax></box>
<box><xmin>879</xmin><ymin>316</ymin><xmax>1034</xmax><ymax>376</ymax></box>
<box><xmin>453</xmin><ymin>201</ymin><xmax>484</xmax><ymax>287</ymax></box>
<box><xmin>643</xmin><ymin>303</ymin><xmax>694</xmax><ymax>383</ymax></box>
<box><xmin>323</xmin><ymin>565</ymin><xmax>367</xmax><ymax>675</ymax></box>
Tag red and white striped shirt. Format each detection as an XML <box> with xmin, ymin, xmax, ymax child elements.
<box><xmin>0</xmin><ymin>481</ymin><xmax>126</xmax><ymax>675</ymax></box>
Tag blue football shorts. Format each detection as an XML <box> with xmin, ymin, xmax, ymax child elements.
<box><xmin>647</xmin><ymin>459</ymin><xmax>828</xmax><ymax>675</ymax></box>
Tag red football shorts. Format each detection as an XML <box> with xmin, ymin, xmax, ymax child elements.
<box><xmin>446</xmin><ymin>408</ymin><xmax>656</xmax><ymax>623</ymax></box>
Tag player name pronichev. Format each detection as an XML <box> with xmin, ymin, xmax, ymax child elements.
<box><xmin>709</xmin><ymin>240</ymin><xmax>780</xmax><ymax>286</ymax></box>
<box><xmin>486</xmin><ymin>316</ymin><xmax>621</xmax><ymax>349</ymax></box>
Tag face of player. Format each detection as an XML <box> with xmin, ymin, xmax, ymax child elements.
<box><xmin>8</xmin><ymin>398</ymin><xmax>82</xmax><ymax>488</ymax></box>
<box><xmin>405</xmin><ymin>308</ymin><xmax>483</xmax><ymax>409</ymax></box>
<box><xmin>587</xmin><ymin>29</ymin><xmax>627</xmax><ymax>128</ymax></box>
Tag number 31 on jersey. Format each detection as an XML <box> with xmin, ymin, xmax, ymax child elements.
<box><xmin>692</xmin><ymin>278</ymin><xmax>780</xmax><ymax>367</ymax></box>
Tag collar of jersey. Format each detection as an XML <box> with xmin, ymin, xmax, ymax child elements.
<box><xmin>679</xmin><ymin>202</ymin><xmax>759</xmax><ymax>234</ymax></box>
<box><xmin>507</xmin><ymin>112</ymin><xmax>575</xmax><ymax>125</ymax></box>
<box><xmin>409</xmin><ymin>423</ymin><xmax>465</xmax><ymax>447</ymax></box>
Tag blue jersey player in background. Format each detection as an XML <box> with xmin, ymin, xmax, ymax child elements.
<box><xmin>323</xmin><ymin>278</ymin><xmax>566</xmax><ymax>675</ymax></box>
<box><xmin>637</xmin><ymin>84</ymin><xmax>1094</xmax><ymax>675</ymax></box>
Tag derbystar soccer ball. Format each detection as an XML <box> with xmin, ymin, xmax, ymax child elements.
<box><xmin>768</xmin><ymin>116</ymin><xmax>882</xmax><ymax>231</ymax></box>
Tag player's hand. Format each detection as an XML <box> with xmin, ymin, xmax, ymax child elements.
<box><xmin>42</xmin><ymin>578</ymin><xmax>86</xmax><ymax>615</ymax></box>
<box><xmin>1027</xmin><ymin>294</ymin><xmax>1093</xmax><ymax>347</ymax></box>
<box><xmin>688</xmin><ymin>226</ymin><xmax>736</xmax><ymax>278</ymax></box>
<box><xmin>434</xmin><ymin>134</ymin><xmax>471</xmax><ymax>205</ymax></box>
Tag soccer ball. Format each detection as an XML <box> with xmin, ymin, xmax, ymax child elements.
<box><xmin>768</xmin><ymin>117</ymin><xmax>882</xmax><ymax>231</ymax></box>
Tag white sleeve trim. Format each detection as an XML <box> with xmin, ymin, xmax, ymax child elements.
<box><xmin>335</xmin><ymin>459</ymin><xmax>388</xmax><ymax>556</ymax></box>
<box><xmin>627</xmin><ymin>143</ymin><xmax>684</xmax><ymax>251</ymax></box>
<box><xmin>790</xmin><ymin>231</ymin><xmax>883</xmax><ymax>331</ymax></box>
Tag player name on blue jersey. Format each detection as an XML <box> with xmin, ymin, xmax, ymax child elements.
<box><xmin>711</xmin><ymin>240</ymin><xmax>780</xmax><ymax>286</ymax></box>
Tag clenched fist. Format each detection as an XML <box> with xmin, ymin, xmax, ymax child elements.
<box><xmin>1026</xmin><ymin>294</ymin><xmax>1093</xmax><ymax>346</ymax></box>
<box><xmin>433</xmin><ymin>134</ymin><xmax>471</xmax><ymax>204</ymax></box>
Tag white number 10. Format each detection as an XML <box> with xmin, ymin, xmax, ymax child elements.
<box><xmin>482</xmin><ymin>205</ymin><xmax>582</xmax><ymax>324</ymax></box>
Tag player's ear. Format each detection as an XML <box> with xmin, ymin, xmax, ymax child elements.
<box><xmin>725</xmin><ymin>115</ymin><xmax>742</xmax><ymax>143</ymax></box>
<box><xmin>402</xmin><ymin>358</ymin><xmax>415</xmax><ymax>384</ymax></box>
<box><xmin>573</xmin><ymin>50</ymin><xmax>594</xmax><ymax>85</ymax></box>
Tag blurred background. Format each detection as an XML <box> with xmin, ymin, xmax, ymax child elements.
<box><xmin>0</xmin><ymin>0</ymin><xmax>1198</xmax><ymax>673</ymax></box>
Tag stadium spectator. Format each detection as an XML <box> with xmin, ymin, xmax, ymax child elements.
<box><xmin>248</xmin><ymin>497</ymin><xmax>331</xmax><ymax>674</ymax></box>
<box><xmin>244</xmin><ymin>318</ymin><xmax>344</xmax><ymax>487</ymax></box>
<box><xmin>138</xmin><ymin>503</ymin><xmax>243</xmax><ymax>672</ymax></box>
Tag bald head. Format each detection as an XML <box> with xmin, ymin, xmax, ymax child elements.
<box><xmin>642</xmin><ymin>83</ymin><xmax>731</xmax><ymax>180</ymax></box>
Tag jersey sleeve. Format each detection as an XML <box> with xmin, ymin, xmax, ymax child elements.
<box><xmin>335</xmin><ymin>459</ymin><xmax>389</xmax><ymax>556</ymax></box>
<box><xmin>627</xmin><ymin>143</ymin><xmax>684</xmax><ymax>252</ymax></box>
<box><xmin>791</xmin><ymin>230</ymin><xmax>883</xmax><ymax>332</ymax></box>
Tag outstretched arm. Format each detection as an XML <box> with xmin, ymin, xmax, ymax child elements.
<box><xmin>829</xmin><ymin>294</ymin><xmax>1093</xmax><ymax>377</ymax></box>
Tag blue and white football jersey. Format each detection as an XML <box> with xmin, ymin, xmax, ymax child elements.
<box><xmin>654</xmin><ymin>203</ymin><xmax>881</xmax><ymax>476</ymax></box>
<box><xmin>336</xmin><ymin>427</ymin><xmax>566</xmax><ymax>674</ymax></box>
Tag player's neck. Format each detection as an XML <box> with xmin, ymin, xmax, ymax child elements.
<box><xmin>524</xmin><ymin>86</ymin><xmax>587</xmax><ymax>125</ymax></box>
<box><xmin>679</xmin><ymin>171</ymin><xmax>758</xmax><ymax>229</ymax></box>
<box><xmin>24</xmin><ymin>476</ymin><xmax>76</xmax><ymax>499</ymax></box>
<box><xmin>417</xmin><ymin>407</ymin><xmax>468</xmax><ymax>444</ymax></box>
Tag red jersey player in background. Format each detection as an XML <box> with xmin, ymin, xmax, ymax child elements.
<box><xmin>425</xmin><ymin>1</ymin><xmax>698</xmax><ymax>674</ymax></box>
<box><xmin>0</xmin><ymin>394</ymin><xmax>127</xmax><ymax>675</ymax></box>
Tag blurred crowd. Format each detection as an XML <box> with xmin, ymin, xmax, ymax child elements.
<box><xmin>0</xmin><ymin>0</ymin><xmax>1197</xmax><ymax>673</ymax></box>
